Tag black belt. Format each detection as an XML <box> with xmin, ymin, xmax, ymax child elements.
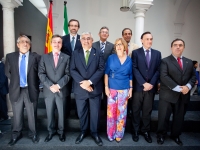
<box><xmin>20</xmin><ymin>86</ymin><xmax>28</xmax><ymax>89</ymax></box>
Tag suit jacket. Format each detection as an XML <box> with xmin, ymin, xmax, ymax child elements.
<box><xmin>128</xmin><ymin>42</ymin><xmax>139</xmax><ymax>57</ymax></box>
<box><xmin>38</xmin><ymin>52</ymin><xmax>71</xmax><ymax>98</ymax></box>
<box><xmin>70</xmin><ymin>48</ymin><xmax>105</xmax><ymax>99</ymax></box>
<box><xmin>61</xmin><ymin>34</ymin><xmax>82</xmax><ymax>56</ymax></box>
<box><xmin>92</xmin><ymin>41</ymin><xmax>115</xmax><ymax>62</ymax></box>
<box><xmin>132</xmin><ymin>47</ymin><xmax>161</xmax><ymax>93</ymax></box>
<box><xmin>0</xmin><ymin>62</ymin><xmax>8</xmax><ymax>95</ymax></box>
<box><xmin>160</xmin><ymin>55</ymin><xmax>196</xmax><ymax>104</ymax></box>
<box><xmin>5</xmin><ymin>52</ymin><xmax>40</xmax><ymax>102</ymax></box>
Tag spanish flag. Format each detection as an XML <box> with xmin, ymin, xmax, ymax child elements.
<box><xmin>45</xmin><ymin>1</ymin><xmax>53</xmax><ymax>54</ymax></box>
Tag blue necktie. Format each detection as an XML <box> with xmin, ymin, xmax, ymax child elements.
<box><xmin>146</xmin><ymin>50</ymin><xmax>150</xmax><ymax>68</ymax></box>
<box><xmin>101</xmin><ymin>42</ymin><xmax>105</xmax><ymax>53</ymax></box>
<box><xmin>71</xmin><ymin>36</ymin><xmax>75</xmax><ymax>51</ymax></box>
<box><xmin>20</xmin><ymin>54</ymin><xmax>27</xmax><ymax>87</ymax></box>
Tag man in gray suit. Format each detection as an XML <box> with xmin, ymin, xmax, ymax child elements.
<box><xmin>38</xmin><ymin>34</ymin><xmax>70</xmax><ymax>142</ymax></box>
<box><xmin>5</xmin><ymin>35</ymin><xmax>40</xmax><ymax>146</ymax></box>
<box><xmin>92</xmin><ymin>26</ymin><xmax>114</xmax><ymax>62</ymax></box>
<box><xmin>92</xmin><ymin>26</ymin><xmax>114</xmax><ymax>115</ymax></box>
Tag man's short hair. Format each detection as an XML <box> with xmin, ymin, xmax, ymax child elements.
<box><xmin>68</xmin><ymin>19</ymin><xmax>80</xmax><ymax>28</ymax></box>
<box><xmin>193</xmin><ymin>60</ymin><xmax>198</xmax><ymax>65</ymax></box>
<box><xmin>122</xmin><ymin>28</ymin><xmax>132</xmax><ymax>36</ymax></box>
<box><xmin>141</xmin><ymin>31</ymin><xmax>152</xmax><ymax>39</ymax></box>
<box><xmin>17</xmin><ymin>35</ymin><xmax>31</xmax><ymax>44</ymax></box>
<box><xmin>99</xmin><ymin>26</ymin><xmax>109</xmax><ymax>33</ymax></box>
<box><xmin>51</xmin><ymin>34</ymin><xmax>63</xmax><ymax>42</ymax></box>
<box><xmin>80</xmin><ymin>31</ymin><xmax>93</xmax><ymax>40</ymax></box>
<box><xmin>171</xmin><ymin>38</ymin><xmax>185</xmax><ymax>48</ymax></box>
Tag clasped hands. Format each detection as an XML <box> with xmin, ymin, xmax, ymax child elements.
<box><xmin>143</xmin><ymin>82</ymin><xmax>153</xmax><ymax>91</ymax></box>
<box><xmin>80</xmin><ymin>80</ymin><xmax>93</xmax><ymax>92</ymax></box>
<box><xmin>50</xmin><ymin>84</ymin><xmax>60</xmax><ymax>93</ymax></box>
<box><xmin>180</xmin><ymin>86</ymin><xmax>189</xmax><ymax>95</ymax></box>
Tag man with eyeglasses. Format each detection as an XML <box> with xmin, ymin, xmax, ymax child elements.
<box><xmin>70</xmin><ymin>32</ymin><xmax>104</xmax><ymax>146</ymax></box>
<box><xmin>92</xmin><ymin>26</ymin><xmax>115</xmax><ymax>116</ymax></box>
<box><xmin>61</xmin><ymin>19</ymin><xmax>82</xmax><ymax>118</ymax></box>
<box><xmin>122</xmin><ymin>28</ymin><xmax>139</xmax><ymax>57</ymax></box>
<box><xmin>157</xmin><ymin>39</ymin><xmax>196</xmax><ymax>146</ymax></box>
<box><xmin>5</xmin><ymin>35</ymin><xmax>40</xmax><ymax>146</ymax></box>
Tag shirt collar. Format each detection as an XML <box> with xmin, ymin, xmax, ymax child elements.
<box><xmin>143</xmin><ymin>46</ymin><xmax>151</xmax><ymax>52</ymax></box>
<box><xmin>19</xmin><ymin>51</ymin><xmax>29</xmax><ymax>58</ymax></box>
<box><xmin>100</xmin><ymin>40</ymin><xmax>106</xmax><ymax>45</ymax></box>
<box><xmin>52</xmin><ymin>51</ymin><xmax>61</xmax><ymax>55</ymax></box>
<box><xmin>172</xmin><ymin>54</ymin><xmax>182</xmax><ymax>60</ymax></box>
<box><xmin>83</xmin><ymin>48</ymin><xmax>92</xmax><ymax>52</ymax></box>
<box><xmin>70</xmin><ymin>34</ymin><xmax>77</xmax><ymax>40</ymax></box>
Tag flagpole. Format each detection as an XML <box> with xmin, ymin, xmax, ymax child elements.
<box><xmin>63</xmin><ymin>1</ymin><xmax>69</xmax><ymax>35</ymax></box>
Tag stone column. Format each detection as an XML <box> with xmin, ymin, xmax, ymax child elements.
<box><xmin>0</xmin><ymin>0</ymin><xmax>22</xmax><ymax>117</ymax></box>
<box><xmin>129</xmin><ymin>0</ymin><xmax>153</xmax><ymax>46</ymax></box>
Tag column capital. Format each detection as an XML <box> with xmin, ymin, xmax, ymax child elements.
<box><xmin>0</xmin><ymin>0</ymin><xmax>22</xmax><ymax>9</ymax></box>
<box><xmin>130</xmin><ymin>0</ymin><xmax>153</xmax><ymax>16</ymax></box>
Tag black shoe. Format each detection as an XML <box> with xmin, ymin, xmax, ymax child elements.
<box><xmin>157</xmin><ymin>136</ymin><xmax>164</xmax><ymax>145</ymax></box>
<box><xmin>32</xmin><ymin>134</ymin><xmax>39</xmax><ymax>143</ymax></box>
<box><xmin>44</xmin><ymin>133</ymin><xmax>56</xmax><ymax>142</ymax></box>
<box><xmin>91</xmin><ymin>135</ymin><xmax>103</xmax><ymax>146</ymax></box>
<box><xmin>75</xmin><ymin>133</ymin><xmax>86</xmax><ymax>144</ymax></box>
<box><xmin>8</xmin><ymin>134</ymin><xmax>22</xmax><ymax>146</ymax></box>
<box><xmin>59</xmin><ymin>134</ymin><xmax>65</xmax><ymax>142</ymax></box>
<box><xmin>171</xmin><ymin>136</ymin><xmax>183</xmax><ymax>146</ymax></box>
<box><xmin>132</xmin><ymin>131</ymin><xmax>139</xmax><ymax>142</ymax></box>
<box><xmin>142</xmin><ymin>132</ymin><xmax>152</xmax><ymax>143</ymax></box>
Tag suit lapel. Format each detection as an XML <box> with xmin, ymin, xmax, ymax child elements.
<box><xmin>78</xmin><ymin>49</ymin><xmax>87</xmax><ymax>69</ymax></box>
<box><xmin>14</xmin><ymin>52</ymin><xmax>19</xmax><ymax>74</ymax></box>
<box><xmin>149</xmin><ymin>50</ymin><xmax>155</xmax><ymax>69</ymax></box>
<box><xmin>87</xmin><ymin>48</ymin><xmax>95</xmax><ymax>68</ymax></box>
<box><xmin>27</xmin><ymin>52</ymin><xmax>34</xmax><ymax>73</ymax></box>
<box><xmin>74</xmin><ymin>34</ymin><xmax>81</xmax><ymax>50</ymax></box>
<box><xmin>138</xmin><ymin>48</ymin><xmax>148</xmax><ymax>68</ymax></box>
<box><xmin>182</xmin><ymin>57</ymin><xmax>188</xmax><ymax>74</ymax></box>
<box><xmin>67</xmin><ymin>35</ymin><xmax>72</xmax><ymax>52</ymax></box>
<box><xmin>56</xmin><ymin>52</ymin><xmax>64</xmax><ymax>69</ymax></box>
<box><xmin>170</xmin><ymin>55</ymin><xmax>182</xmax><ymax>72</ymax></box>
<box><xmin>48</xmin><ymin>52</ymin><xmax>56</xmax><ymax>71</ymax></box>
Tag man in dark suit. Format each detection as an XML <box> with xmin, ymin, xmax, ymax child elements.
<box><xmin>157</xmin><ymin>39</ymin><xmax>196</xmax><ymax>146</ymax></box>
<box><xmin>0</xmin><ymin>61</ymin><xmax>8</xmax><ymax>121</ymax></box>
<box><xmin>61</xmin><ymin>19</ymin><xmax>82</xmax><ymax>117</ymax></box>
<box><xmin>5</xmin><ymin>35</ymin><xmax>40</xmax><ymax>146</ymax></box>
<box><xmin>70</xmin><ymin>32</ymin><xmax>104</xmax><ymax>146</ymax></box>
<box><xmin>131</xmin><ymin>32</ymin><xmax>161</xmax><ymax>143</ymax></box>
<box><xmin>92</xmin><ymin>26</ymin><xmax>114</xmax><ymax>115</ymax></box>
<box><xmin>38</xmin><ymin>34</ymin><xmax>70</xmax><ymax>142</ymax></box>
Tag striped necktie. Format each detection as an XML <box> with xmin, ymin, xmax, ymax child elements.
<box><xmin>101</xmin><ymin>42</ymin><xmax>105</xmax><ymax>53</ymax></box>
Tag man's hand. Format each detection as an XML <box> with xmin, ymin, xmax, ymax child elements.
<box><xmin>85</xmin><ymin>86</ymin><xmax>93</xmax><ymax>92</ymax></box>
<box><xmin>180</xmin><ymin>86</ymin><xmax>189</xmax><ymax>95</ymax></box>
<box><xmin>157</xmin><ymin>83</ymin><xmax>160</xmax><ymax>92</ymax></box>
<box><xmin>143</xmin><ymin>82</ymin><xmax>153</xmax><ymax>91</ymax></box>
<box><xmin>50</xmin><ymin>84</ymin><xmax>60</xmax><ymax>93</ymax></box>
<box><xmin>80</xmin><ymin>80</ymin><xmax>91</xmax><ymax>90</ymax></box>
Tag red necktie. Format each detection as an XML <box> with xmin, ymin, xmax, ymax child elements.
<box><xmin>54</xmin><ymin>52</ymin><xmax>59</xmax><ymax>67</ymax></box>
<box><xmin>177</xmin><ymin>57</ymin><xmax>183</xmax><ymax>69</ymax></box>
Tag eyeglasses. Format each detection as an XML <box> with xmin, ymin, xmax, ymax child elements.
<box><xmin>81</xmin><ymin>37</ymin><xmax>92</xmax><ymax>41</ymax></box>
<box><xmin>100</xmin><ymin>31</ymin><xmax>109</xmax><ymax>34</ymax></box>
<box><xmin>18</xmin><ymin>41</ymin><xmax>30</xmax><ymax>44</ymax></box>
<box><xmin>69</xmin><ymin>25</ymin><xmax>79</xmax><ymax>28</ymax></box>
<box><xmin>115</xmin><ymin>43</ymin><xmax>123</xmax><ymax>47</ymax></box>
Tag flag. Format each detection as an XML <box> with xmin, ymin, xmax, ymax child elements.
<box><xmin>63</xmin><ymin>2</ymin><xmax>69</xmax><ymax>35</ymax></box>
<box><xmin>45</xmin><ymin>1</ymin><xmax>53</xmax><ymax>54</ymax></box>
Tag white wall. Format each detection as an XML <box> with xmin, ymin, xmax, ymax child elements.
<box><xmin>52</xmin><ymin>0</ymin><xmax>200</xmax><ymax>62</ymax></box>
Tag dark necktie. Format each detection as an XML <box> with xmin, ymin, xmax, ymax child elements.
<box><xmin>146</xmin><ymin>50</ymin><xmax>150</xmax><ymax>68</ymax></box>
<box><xmin>101</xmin><ymin>42</ymin><xmax>105</xmax><ymax>53</ymax></box>
<box><xmin>20</xmin><ymin>54</ymin><xmax>27</xmax><ymax>87</ymax></box>
<box><xmin>71</xmin><ymin>36</ymin><xmax>75</xmax><ymax>51</ymax></box>
<box><xmin>177</xmin><ymin>57</ymin><xmax>183</xmax><ymax>69</ymax></box>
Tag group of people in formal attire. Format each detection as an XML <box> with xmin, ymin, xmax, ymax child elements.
<box><xmin>2</xmin><ymin>19</ymin><xmax>196</xmax><ymax>147</ymax></box>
